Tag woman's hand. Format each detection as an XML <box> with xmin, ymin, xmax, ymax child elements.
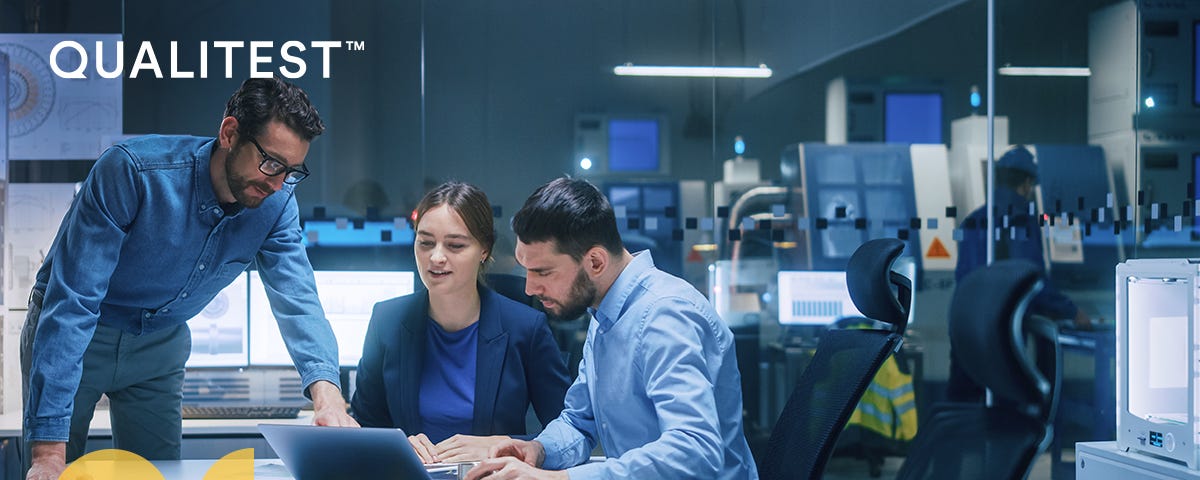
<box><xmin>409</xmin><ymin>433</ymin><xmax>440</xmax><ymax>464</ymax></box>
<box><xmin>435</xmin><ymin>434</ymin><xmax>511</xmax><ymax>463</ymax></box>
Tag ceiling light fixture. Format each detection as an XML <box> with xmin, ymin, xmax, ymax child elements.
<box><xmin>997</xmin><ymin>66</ymin><xmax>1091</xmax><ymax>77</ymax></box>
<box><xmin>614</xmin><ymin>64</ymin><xmax>773</xmax><ymax>78</ymax></box>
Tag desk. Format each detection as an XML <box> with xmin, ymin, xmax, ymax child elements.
<box><xmin>144</xmin><ymin>459</ymin><xmax>466</xmax><ymax>480</ymax></box>
<box><xmin>0</xmin><ymin>410</ymin><xmax>313</xmax><ymax>480</ymax></box>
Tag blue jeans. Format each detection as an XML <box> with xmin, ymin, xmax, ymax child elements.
<box><xmin>21</xmin><ymin>289</ymin><xmax>191</xmax><ymax>466</ymax></box>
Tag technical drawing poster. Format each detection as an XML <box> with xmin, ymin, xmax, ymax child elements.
<box><xmin>0</xmin><ymin>34</ymin><xmax>122</xmax><ymax>160</ymax></box>
<box><xmin>6</xmin><ymin>184</ymin><xmax>76</xmax><ymax>308</ymax></box>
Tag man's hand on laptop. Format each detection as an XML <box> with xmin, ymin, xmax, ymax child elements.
<box><xmin>26</xmin><ymin>441</ymin><xmax>66</xmax><ymax>480</ymax></box>
<box><xmin>435</xmin><ymin>434</ymin><xmax>508</xmax><ymax>463</ymax></box>
<box><xmin>489</xmin><ymin>438</ymin><xmax>545</xmax><ymax>467</ymax></box>
<box><xmin>465</xmin><ymin>457</ymin><xmax>567</xmax><ymax>480</ymax></box>
<box><xmin>308</xmin><ymin>380</ymin><xmax>359</xmax><ymax>427</ymax></box>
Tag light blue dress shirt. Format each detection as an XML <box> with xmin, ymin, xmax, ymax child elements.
<box><xmin>27</xmin><ymin>135</ymin><xmax>341</xmax><ymax>442</ymax></box>
<box><xmin>535</xmin><ymin>252</ymin><xmax>758</xmax><ymax>479</ymax></box>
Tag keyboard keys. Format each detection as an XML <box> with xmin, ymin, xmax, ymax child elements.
<box><xmin>181</xmin><ymin>405</ymin><xmax>301</xmax><ymax>419</ymax></box>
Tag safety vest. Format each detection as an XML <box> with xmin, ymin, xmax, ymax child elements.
<box><xmin>846</xmin><ymin>354</ymin><xmax>918</xmax><ymax>441</ymax></box>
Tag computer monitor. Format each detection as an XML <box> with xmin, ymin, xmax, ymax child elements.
<box><xmin>884</xmin><ymin>92</ymin><xmax>943</xmax><ymax>144</ymax></box>
<box><xmin>185</xmin><ymin>272</ymin><xmax>250</xmax><ymax>368</ymax></box>
<box><xmin>249</xmin><ymin>271</ymin><xmax>416</xmax><ymax>367</ymax></box>
<box><xmin>608</xmin><ymin>118</ymin><xmax>660</xmax><ymax>172</ymax></box>
<box><xmin>777</xmin><ymin>270</ymin><xmax>863</xmax><ymax>326</ymax></box>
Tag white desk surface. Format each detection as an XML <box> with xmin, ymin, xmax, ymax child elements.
<box><xmin>149</xmin><ymin>459</ymin><xmax>469</xmax><ymax>480</ymax></box>
<box><xmin>0</xmin><ymin>410</ymin><xmax>315</xmax><ymax>438</ymax></box>
<box><xmin>153</xmin><ymin>459</ymin><xmax>295</xmax><ymax>479</ymax></box>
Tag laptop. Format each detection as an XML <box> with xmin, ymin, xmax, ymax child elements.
<box><xmin>259</xmin><ymin>424</ymin><xmax>460</xmax><ymax>480</ymax></box>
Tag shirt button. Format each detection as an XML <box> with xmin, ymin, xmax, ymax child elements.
<box><xmin>198</xmin><ymin>264</ymin><xmax>206</xmax><ymax>271</ymax></box>
<box><xmin>212</xmin><ymin>208</ymin><xmax>221</xmax><ymax>214</ymax></box>
<box><xmin>181</xmin><ymin>292</ymin><xmax>189</xmax><ymax>298</ymax></box>
<box><xmin>144</xmin><ymin>312</ymin><xmax>150</xmax><ymax>318</ymax></box>
<box><xmin>161</xmin><ymin>308</ymin><xmax>169</xmax><ymax>313</ymax></box>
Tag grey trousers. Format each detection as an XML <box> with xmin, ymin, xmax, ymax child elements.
<box><xmin>21</xmin><ymin>290</ymin><xmax>192</xmax><ymax>468</ymax></box>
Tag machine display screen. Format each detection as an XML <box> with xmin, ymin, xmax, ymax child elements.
<box><xmin>884</xmin><ymin>92</ymin><xmax>943</xmax><ymax>144</ymax></box>
<box><xmin>777</xmin><ymin>271</ymin><xmax>863</xmax><ymax>326</ymax></box>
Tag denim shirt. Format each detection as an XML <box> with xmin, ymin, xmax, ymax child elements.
<box><xmin>535</xmin><ymin>252</ymin><xmax>758</xmax><ymax>479</ymax></box>
<box><xmin>26</xmin><ymin>135</ymin><xmax>341</xmax><ymax>442</ymax></box>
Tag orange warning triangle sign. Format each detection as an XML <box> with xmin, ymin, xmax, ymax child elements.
<box><xmin>926</xmin><ymin>237</ymin><xmax>951</xmax><ymax>259</ymax></box>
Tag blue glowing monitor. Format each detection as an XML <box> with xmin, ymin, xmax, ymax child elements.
<box><xmin>608</xmin><ymin>118</ymin><xmax>660</xmax><ymax>172</ymax></box>
<box><xmin>777</xmin><ymin>271</ymin><xmax>863</xmax><ymax>326</ymax></box>
<box><xmin>884</xmin><ymin>92</ymin><xmax>943</xmax><ymax>144</ymax></box>
<box><xmin>185</xmin><ymin>272</ymin><xmax>250</xmax><ymax>368</ymax></box>
<box><xmin>249</xmin><ymin>271</ymin><xmax>416</xmax><ymax>367</ymax></box>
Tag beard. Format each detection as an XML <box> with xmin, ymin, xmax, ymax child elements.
<box><xmin>541</xmin><ymin>267</ymin><xmax>597</xmax><ymax>321</ymax></box>
<box><xmin>225</xmin><ymin>151</ymin><xmax>274</xmax><ymax>208</ymax></box>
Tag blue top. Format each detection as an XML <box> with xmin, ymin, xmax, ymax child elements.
<box><xmin>28</xmin><ymin>135</ymin><xmax>341</xmax><ymax>442</ymax></box>
<box><xmin>419</xmin><ymin>319</ymin><xmax>479</xmax><ymax>443</ymax></box>
<box><xmin>535</xmin><ymin>252</ymin><xmax>758</xmax><ymax>479</ymax></box>
<box><xmin>351</xmin><ymin>285</ymin><xmax>569</xmax><ymax>440</ymax></box>
<box><xmin>956</xmin><ymin>185</ymin><xmax>1078</xmax><ymax>319</ymax></box>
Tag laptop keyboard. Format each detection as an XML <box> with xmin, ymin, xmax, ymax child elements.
<box><xmin>181</xmin><ymin>405</ymin><xmax>301</xmax><ymax>419</ymax></box>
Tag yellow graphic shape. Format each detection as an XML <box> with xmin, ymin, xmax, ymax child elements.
<box><xmin>58</xmin><ymin>449</ymin><xmax>164</xmax><ymax>480</ymax></box>
<box><xmin>57</xmin><ymin>448</ymin><xmax>255</xmax><ymax>480</ymax></box>
<box><xmin>203</xmin><ymin>448</ymin><xmax>254</xmax><ymax>480</ymax></box>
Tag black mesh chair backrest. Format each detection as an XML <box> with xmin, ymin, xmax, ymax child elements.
<box><xmin>760</xmin><ymin>238</ymin><xmax>912</xmax><ymax>480</ymax></box>
<box><xmin>484</xmin><ymin>273</ymin><xmax>537</xmax><ymax>308</ymax></box>
<box><xmin>895</xmin><ymin>259</ymin><xmax>1059</xmax><ymax>480</ymax></box>
<box><xmin>950</xmin><ymin>260</ymin><xmax>1051</xmax><ymax>409</ymax></box>
<box><xmin>846</xmin><ymin>238</ymin><xmax>912</xmax><ymax>333</ymax></box>
<box><xmin>760</xmin><ymin>329</ymin><xmax>903</xmax><ymax>480</ymax></box>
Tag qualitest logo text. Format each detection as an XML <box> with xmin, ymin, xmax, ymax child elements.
<box><xmin>48</xmin><ymin>40</ymin><xmax>367</xmax><ymax>79</ymax></box>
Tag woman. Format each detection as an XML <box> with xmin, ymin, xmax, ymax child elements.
<box><xmin>351</xmin><ymin>182</ymin><xmax>570</xmax><ymax>463</ymax></box>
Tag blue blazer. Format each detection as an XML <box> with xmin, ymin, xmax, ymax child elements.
<box><xmin>351</xmin><ymin>285</ymin><xmax>570</xmax><ymax>438</ymax></box>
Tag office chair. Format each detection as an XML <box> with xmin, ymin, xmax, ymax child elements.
<box><xmin>760</xmin><ymin>238</ymin><xmax>911</xmax><ymax>480</ymax></box>
<box><xmin>894</xmin><ymin>259</ymin><xmax>1061</xmax><ymax>480</ymax></box>
<box><xmin>484</xmin><ymin>273</ymin><xmax>537</xmax><ymax>308</ymax></box>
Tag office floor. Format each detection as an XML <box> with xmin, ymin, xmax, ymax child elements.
<box><xmin>820</xmin><ymin>451</ymin><xmax>1063</xmax><ymax>479</ymax></box>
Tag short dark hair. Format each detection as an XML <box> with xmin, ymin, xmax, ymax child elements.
<box><xmin>996</xmin><ymin>167</ymin><xmax>1035</xmax><ymax>190</ymax></box>
<box><xmin>512</xmin><ymin>177</ymin><xmax>625</xmax><ymax>261</ymax></box>
<box><xmin>224</xmin><ymin>77</ymin><xmax>325</xmax><ymax>141</ymax></box>
<box><xmin>415</xmin><ymin>181</ymin><xmax>496</xmax><ymax>266</ymax></box>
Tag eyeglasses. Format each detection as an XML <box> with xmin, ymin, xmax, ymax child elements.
<box><xmin>248</xmin><ymin>137</ymin><xmax>309</xmax><ymax>185</ymax></box>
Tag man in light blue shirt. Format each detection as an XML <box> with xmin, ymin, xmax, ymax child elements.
<box><xmin>467</xmin><ymin>178</ymin><xmax>757</xmax><ymax>479</ymax></box>
<box><xmin>21</xmin><ymin>77</ymin><xmax>358</xmax><ymax>480</ymax></box>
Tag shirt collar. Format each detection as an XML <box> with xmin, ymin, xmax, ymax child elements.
<box><xmin>590</xmin><ymin>250</ymin><xmax>653</xmax><ymax>330</ymax></box>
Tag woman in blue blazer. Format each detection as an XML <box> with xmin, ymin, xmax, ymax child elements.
<box><xmin>351</xmin><ymin>182</ymin><xmax>570</xmax><ymax>464</ymax></box>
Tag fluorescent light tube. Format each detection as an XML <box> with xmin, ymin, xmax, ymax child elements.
<box><xmin>997</xmin><ymin>66</ymin><xmax>1091</xmax><ymax>77</ymax></box>
<box><xmin>614</xmin><ymin>64</ymin><xmax>773</xmax><ymax>78</ymax></box>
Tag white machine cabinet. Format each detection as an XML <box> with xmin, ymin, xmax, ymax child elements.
<box><xmin>1116</xmin><ymin>258</ymin><xmax>1200</xmax><ymax>468</ymax></box>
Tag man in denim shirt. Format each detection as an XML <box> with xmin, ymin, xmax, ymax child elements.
<box><xmin>21</xmin><ymin>77</ymin><xmax>358</xmax><ymax>480</ymax></box>
<box><xmin>467</xmin><ymin>178</ymin><xmax>757</xmax><ymax>479</ymax></box>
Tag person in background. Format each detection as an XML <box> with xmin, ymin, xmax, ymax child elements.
<box><xmin>21</xmin><ymin>77</ymin><xmax>356</xmax><ymax>480</ymax></box>
<box><xmin>467</xmin><ymin>177</ymin><xmax>758</xmax><ymax>479</ymax></box>
<box><xmin>947</xmin><ymin>145</ymin><xmax>1092</xmax><ymax>403</ymax></box>
<box><xmin>352</xmin><ymin>181</ymin><xmax>570</xmax><ymax>464</ymax></box>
